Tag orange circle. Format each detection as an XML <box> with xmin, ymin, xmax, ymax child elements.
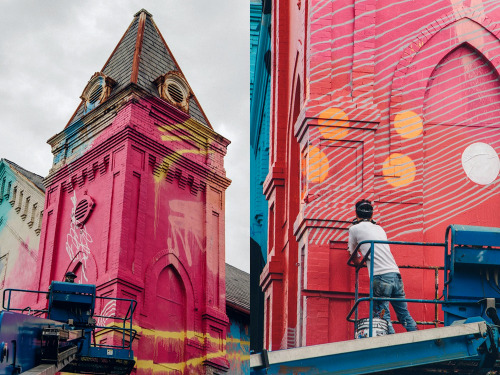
<box><xmin>382</xmin><ymin>153</ymin><xmax>416</xmax><ymax>188</ymax></box>
<box><xmin>307</xmin><ymin>146</ymin><xmax>329</xmax><ymax>183</ymax></box>
<box><xmin>301</xmin><ymin>155</ymin><xmax>307</xmax><ymax>177</ymax></box>
<box><xmin>394</xmin><ymin>111</ymin><xmax>423</xmax><ymax>139</ymax></box>
<box><xmin>319</xmin><ymin>108</ymin><xmax>350</xmax><ymax>140</ymax></box>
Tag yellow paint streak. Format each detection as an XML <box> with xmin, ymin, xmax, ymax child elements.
<box><xmin>97</xmin><ymin>324</ymin><xmax>250</xmax><ymax>372</ymax></box>
<box><xmin>226</xmin><ymin>337</ymin><xmax>250</xmax><ymax>345</ymax></box>
<box><xmin>226</xmin><ymin>353</ymin><xmax>251</xmax><ymax>361</ymax></box>
<box><xmin>157</xmin><ymin>119</ymin><xmax>208</xmax><ymax>150</ymax></box>
<box><xmin>153</xmin><ymin>120</ymin><xmax>216</xmax><ymax>184</ymax></box>
<box><xmin>136</xmin><ymin>350</ymin><xmax>226</xmax><ymax>372</ymax></box>
<box><xmin>157</xmin><ymin>145</ymin><xmax>213</xmax><ymax>157</ymax></box>
<box><xmin>101</xmin><ymin>323</ymin><xmax>231</xmax><ymax>347</ymax></box>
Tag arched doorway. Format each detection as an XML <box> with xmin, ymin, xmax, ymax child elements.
<box><xmin>154</xmin><ymin>265</ymin><xmax>187</xmax><ymax>371</ymax></box>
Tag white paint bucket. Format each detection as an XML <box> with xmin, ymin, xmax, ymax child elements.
<box><xmin>355</xmin><ymin>317</ymin><xmax>389</xmax><ymax>339</ymax></box>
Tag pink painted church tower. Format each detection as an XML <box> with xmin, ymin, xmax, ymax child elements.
<box><xmin>33</xmin><ymin>9</ymin><xmax>231</xmax><ymax>374</ymax></box>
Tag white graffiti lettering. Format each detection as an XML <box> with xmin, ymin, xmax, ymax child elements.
<box><xmin>65</xmin><ymin>192</ymin><xmax>93</xmax><ymax>283</ymax></box>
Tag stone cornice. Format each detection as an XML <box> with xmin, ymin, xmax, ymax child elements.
<box><xmin>44</xmin><ymin>126</ymin><xmax>231</xmax><ymax>190</ymax></box>
<box><xmin>148</xmin><ymin>97</ymin><xmax>230</xmax><ymax>149</ymax></box>
<box><xmin>45</xmin><ymin>84</ymin><xmax>230</xmax><ymax>190</ymax></box>
<box><xmin>48</xmin><ymin>84</ymin><xmax>228</xmax><ymax>164</ymax></box>
<box><xmin>263</xmin><ymin>164</ymin><xmax>286</xmax><ymax>199</ymax></box>
<box><xmin>259</xmin><ymin>257</ymin><xmax>284</xmax><ymax>291</ymax></box>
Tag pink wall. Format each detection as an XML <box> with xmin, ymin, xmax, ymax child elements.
<box><xmin>29</xmin><ymin>94</ymin><xmax>231</xmax><ymax>373</ymax></box>
<box><xmin>264</xmin><ymin>0</ymin><xmax>500</xmax><ymax>349</ymax></box>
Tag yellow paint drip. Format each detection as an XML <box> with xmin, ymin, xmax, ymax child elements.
<box><xmin>136</xmin><ymin>350</ymin><xmax>226</xmax><ymax>372</ymax></box>
<box><xmin>153</xmin><ymin>119</ymin><xmax>214</xmax><ymax>184</ymax></box>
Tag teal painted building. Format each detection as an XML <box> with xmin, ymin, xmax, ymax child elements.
<box><xmin>250</xmin><ymin>0</ymin><xmax>271</xmax><ymax>353</ymax></box>
<box><xmin>0</xmin><ymin>159</ymin><xmax>45</xmax><ymax>302</ymax></box>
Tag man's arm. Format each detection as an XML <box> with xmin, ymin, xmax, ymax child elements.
<box><xmin>352</xmin><ymin>252</ymin><xmax>362</xmax><ymax>266</ymax></box>
<box><xmin>348</xmin><ymin>227</ymin><xmax>362</xmax><ymax>265</ymax></box>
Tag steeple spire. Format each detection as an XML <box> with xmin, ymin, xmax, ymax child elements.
<box><xmin>66</xmin><ymin>9</ymin><xmax>211</xmax><ymax>129</ymax></box>
<box><xmin>134</xmin><ymin>8</ymin><xmax>153</xmax><ymax>17</ymax></box>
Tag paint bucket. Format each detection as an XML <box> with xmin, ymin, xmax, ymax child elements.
<box><xmin>355</xmin><ymin>317</ymin><xmax>389</xmax><ymax>339</ymax></box>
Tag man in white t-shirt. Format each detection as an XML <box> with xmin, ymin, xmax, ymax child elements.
<box><xmin>348</xmin><ymin>199</ymin><xmax>417</xmax><ymax>334</ymax></box>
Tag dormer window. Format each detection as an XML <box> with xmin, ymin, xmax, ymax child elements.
<box><xmin>81</xmin><ymin>72</ymin><xmax>116</xmax><ymax>114</ymax></box>
<box><xmin>155</xmin><ymin>72</ymin><xmax>191</xmax><ymax>113</ymax></box>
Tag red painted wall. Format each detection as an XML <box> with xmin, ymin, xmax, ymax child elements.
<box><xmin>263</xmin><ymin>0</ymin><xmax>500</xmax><ymax>349</ymax></box>
<box><xmin>27</xmin><ymin>92</ymin><xmax>231</xmax><ymax>373</ymax></box>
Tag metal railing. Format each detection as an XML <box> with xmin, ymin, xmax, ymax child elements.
<box><xmin>2</xmin><ymin>288</ymin><xmax>49</xmax><ymax>315</ymax></box>
<box><xmin>92</xmin><ymin>295</ymin><xmax>137</xmax><ymax>350</ymax></box>
<box><xmin>2</xmin><ymin>288</ymin><xmax>137</xmax><ymax>351</ymax></box>
<box><xmin>345</xmin><ymin>239</ymin><xmax>458</xmax><ymax>338</ymax></box>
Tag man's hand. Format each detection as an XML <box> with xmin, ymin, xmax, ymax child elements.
<box><xmin>352</xmin><ymin>251</ymin><xmax>362</xmax><ymax>266</ymax></box>
<box><xmin>348</xmin><ymin>249</ymin><xmax>363</xmax><ymax>266</ymax></box>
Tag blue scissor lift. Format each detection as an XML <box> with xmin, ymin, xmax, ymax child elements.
<box><xmin>0</xmin><ymin>281</ymin><xmax>136</xmax><ymax>375</ymax></box>
<box><xmin>251</xmin><ymin>225</ymin><xmax>500</xmax><ymax>374</ymax></box>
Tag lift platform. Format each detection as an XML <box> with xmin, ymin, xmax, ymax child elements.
<box><xmin>0</xmin><ymin>279</ymin><xmax>136</xmax><ymax>375</ymax></box>
<box><xmin>251</xmin><ymin>225</ymin><xmax>500</xmax><ymax>374</ymax></box>
<box><xmin>251</xmin><ymin>320</ymin><xmax>498</xmax><ymax>374</ymax></box>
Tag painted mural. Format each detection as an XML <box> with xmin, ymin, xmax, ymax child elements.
<box><xmin>226</xmin><ymin>316</ymin><xmax>250</xmax><ymax>374</ymax></box>
<box><xmin>31</xmin><ymin>99</ymin><xmax>232</xmax><ymax>373</ymax></box>
<box><xmin>13</xmin><ymin>9</ymin><xmax>246</xmax><ymax>374</ymax></box>
<box><xmin>0</xmin><ymin>161</ymin><xmax>43</xmax><ymax>308</ymax></box>
<box><xmin>0</xmin><ymin>9</ymin><xmax>248</xmax><ymax>375</ymax></box>
<box><xmin>262</xmin><ymin>0</ymin><xmax>500</xmax><ymax>349</ymax></box>
<box><xmin>65</xmin><ymin>191</ymin><xmax>93</xmax><ymax>283</ymax></box>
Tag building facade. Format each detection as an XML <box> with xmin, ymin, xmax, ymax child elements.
<box><xmin>259</xmin><ymin>0</ymin><xmax>500</xmax><ymax>350</ymax></box>
<box><xmin>0</xmin><ymin>10</ymin><xmax>248</xmax><ymax>374</ymax></box>
<box><xmin>250</xmin><ymin>0</ymin><xmax>272</xmax><ymax>353</ymax></box>
<box><xmin>1</xmin><ymin>158</ymin><xmax>249</xmax><ymax>374</ymax></box>
<box><xmin>0</xmin><ymin>159</ymin><xmax>44</xmax><ymax>303</ymax></box>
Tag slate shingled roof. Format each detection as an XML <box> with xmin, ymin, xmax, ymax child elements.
<box><xmin>226</xmin><ymin>263</ymin><xmax>250</xmax><ymax>313</ymax></box>
<box><xmin>4</xmin><ymin>159</ymin><xmax>45</xmax><ymax>193</ymax></box>
<box><xmin>67</xmin><ymin>9</ymin><xmax>211</xmax><ymax>128</ymax></box>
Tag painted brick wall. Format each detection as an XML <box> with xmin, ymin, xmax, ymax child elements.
<box><xmin>25</xmin><ymin>89</ymin><xmax>232</xmax><ymax>373</ymax></box>
<box><xmin>0</xmin><ymin>161</ymin><xmax>44</xmax><ymax>305</ymax></box>
<box><xmin>226</xmin><ymin>310</ymin><xmax>250</xmax><ymax>375</ymax></box>
<box><xmin>263</xmin><ymin>0</ymin><xmax>500</xmax><ymax>348</ymax></box>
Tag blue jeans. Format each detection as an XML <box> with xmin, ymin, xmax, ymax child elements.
<box><xmin>373</xmin><ymin>272</ymin><xmax>417</xmax><ymax>334</ymax></box>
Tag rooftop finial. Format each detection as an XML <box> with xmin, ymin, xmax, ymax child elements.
<box><xmin>134</xmin><ymin>9</ymin><xmax>152</xmax><ymax>17</ymax></box>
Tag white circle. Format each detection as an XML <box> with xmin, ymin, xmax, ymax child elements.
<box><xmin>461</xmin><ymin>142</ymin><xmax>500</xmax><ymax>185</ymax></box>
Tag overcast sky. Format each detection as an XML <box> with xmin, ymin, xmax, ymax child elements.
<box><xmin>0</xmin><ymin>1</ymin><xmax>249</xmax><ymax>272</ymax></box>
